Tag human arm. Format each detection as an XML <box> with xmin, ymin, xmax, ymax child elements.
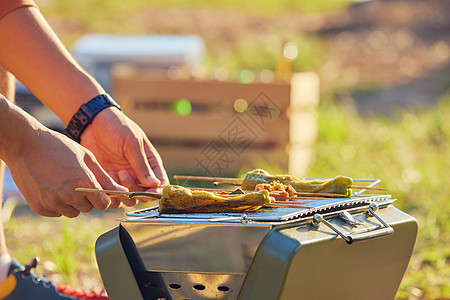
<box><xmin>0</xmin><ymin>5</ymin><xmax>169</xmax><ymax>197</ymax></box>
<box><xmin>0</xmin><ymin>96</ymin><xmax>127</xmax><ymax>217</ymax></box>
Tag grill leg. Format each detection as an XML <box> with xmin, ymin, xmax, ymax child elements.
<box><xmin>96</xmin><ymin>225</ymin><xmax>172</xmax><ymax>300</ymax></box>
<box><xmin>95</xmin><ymin>226</ymin><xmax>144</xmax><ymax>300</ymax></box>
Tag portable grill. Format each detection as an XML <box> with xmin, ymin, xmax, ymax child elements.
<box><xmin>95</xmin><ymin>184</ymin><xmax>417</xmax><ymax>300</ymax></box>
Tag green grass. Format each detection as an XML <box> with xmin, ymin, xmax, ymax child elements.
<box><xmin>308</xmin><ymin>94</ymin><xmax>450</xmax><ymax>299</ymax></box>
<box><xmin>4</xmin><ymin>212</ymin><xmax>120</xmax><ymax>290</ymax></box>
<box><xmin>40</xmin><ymin>0</ymin><xmax>352</xmax><ymax>19</ymax></box>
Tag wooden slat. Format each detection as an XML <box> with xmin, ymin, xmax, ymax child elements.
<box><xmin>155</xmin><ymin>144</ymin><xmax>288</xmax><ymax>176</ymax></box>
<box><xmin>112</xmin><ymin>69</ymin><xmax>320</xmax><ymax>177</ymax></box>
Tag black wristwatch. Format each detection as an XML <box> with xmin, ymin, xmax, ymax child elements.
<box><xmin>63</xmin><ymin>94</ymin><xmax>121</xmax><ymax>143</ymax></box>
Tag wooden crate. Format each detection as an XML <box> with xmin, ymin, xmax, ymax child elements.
<box><xmin>112</xmin><ymin>69</ymin><xmax>319</xmax><ymax>178</ymax></box>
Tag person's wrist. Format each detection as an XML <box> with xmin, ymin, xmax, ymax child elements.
<box><xmin>63</xmin><ymin>94</ymin><xmax>121</xmax><ymax>143</ymax></box>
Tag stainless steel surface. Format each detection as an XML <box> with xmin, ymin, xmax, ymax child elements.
<box><xmin>238</xmin><ymin>205</ymin><xmax>417</xmax><ymax>300</ymax></box>
<box><xmin>121</xmin><ymin>222</ymin><xmax>272</xmax><ymax>274</ymax></box>
<box><xmin>95</xmin><ymin>188</ymin><xmax>416</xmax><ymax>300</ymax></box>
<box><xmin>339</xmin><ymin>211</ymin><xmax>363</xmax><ymax>226</ymax></box>
<box><xmin>160</xmin><ymin>272</ymin><xmax>245</xmax><ymax>300</ymax></box>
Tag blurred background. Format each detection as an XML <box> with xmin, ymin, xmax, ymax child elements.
<box><xmin>3</xmin><ymin>0</ymin><xmax>449</xmax><ymax>298</ymax></box>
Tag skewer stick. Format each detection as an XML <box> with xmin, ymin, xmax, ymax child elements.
<box><xmin>173</xmin><ymin>175</ymin><xmax>243</xmax><ymax>183</ymax></box>
<box><xmin>265</xmin><ymin>203</ymin><xmax>311</xmax><ymax>209</ymax></box>
<box><xmin>185</xmin><ymin>187</ymin><xmax>237</xmax><ymax>192</ymax></box>
<box><xmin>214</xmin><ymin>181</ymin><xmax>241</xmax><ymax>186</ymax></box>
<box><xmin>295</xmin><ymin>192</ymin><xmax>346</xmax><ymax>198</ymax></box>
<box><xmin>287</xmin><ymin>196</ymin><xmax>328</xmax><ymax>201</ymax></box>
<box><xmin>174</xmin><ymin>175</ymin><xmax>386</xmax><ymax>189</ymax></box>
<box><xmin>351</xmin><ymin>185</ymin><xmax>387</xmax><ymax>191</ymax></box>
<box><xmin>274</xmin><ymin>200</ymin><xmax>310</xmax><ymax>203</ymax></box>
<box><xmin>75</xmin><ymin>188</ymin><xmax>162</xmax><ymax>199</ymax></box>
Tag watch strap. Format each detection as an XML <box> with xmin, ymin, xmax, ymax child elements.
<box><xmin>63</xmin><ymin>94</ymin><xmax>121</xmax><ymax>143</ymax></box>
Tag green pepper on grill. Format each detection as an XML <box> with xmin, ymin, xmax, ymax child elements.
<box><xmin>242</xmin><ymin>169</ymin><xmax>353</xmax><ymax>197</ymax></box>
<box><xmin>159</xmin><ymin>185</ymin><xmax>271</xmax><ymax>214</ymax></box>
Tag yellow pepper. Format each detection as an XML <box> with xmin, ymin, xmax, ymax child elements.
<box><xmin>159</xmin><ymin>185</ymin><xmax>271</xmax><ymax>214</ymax></box>
<box><xmin>242</xmin><ymin>169</ymin><xmax>353</xmax><ymax>197</ymax></box>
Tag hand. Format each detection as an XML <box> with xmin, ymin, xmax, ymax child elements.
<box><xmin>6</xmin><ymin>128</ymin><xmax>127</xmax><ymax>218</ymax></box>
<box><xmin>80</xmin><ymin>107</ymin><xmax>169</xmax><ymax>207</ymax></box>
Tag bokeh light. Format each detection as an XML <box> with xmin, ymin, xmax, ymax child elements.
<box><xmin>283</xmin><ymin>42</ymin><xmax>298</xmax><ymax>61</ymax></box>
<box><xmin>171</xmin><ymin>98</ymin><xmax>192</xmax><ymax>116</ymax></box>
<box><xmin>237</xmin><ymin>69</ymin><xmax>255</xmax><ymax>83</ymax></box>
<box><xmin>233</xmin><ymin>98</ymin><xmax>248</xmax><ymax>113</ymax></box>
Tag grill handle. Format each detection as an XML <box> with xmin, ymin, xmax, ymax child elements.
<box><xmin>311</xmin><ymin>203</ymin><xmax>394</xmax><ymax>245</ymax></box>
<box><xmin>347</xmin><ymin>227</ymin><xmax>394</xmax><ymax>243</ymax></box>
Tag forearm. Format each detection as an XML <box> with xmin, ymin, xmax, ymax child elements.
<box><xmin>0</xmin><ymin>6</ymin><xmax>104</xmax><ymax>124</ymax></box>
<box><xmin>0</xmin><ymin>95</ymin><xmax>44</xmax><ymax>163</ymax></box>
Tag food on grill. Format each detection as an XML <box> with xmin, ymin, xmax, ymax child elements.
<box><xmin>242</xmin><ymin>169</ymin><xmax>353</xmax><ymax>197</ymax></box>
<box><xmin>158</xmin><ymin>185</ymin><xmax>271</xmax><ymax>214</ymax></box>
<box><xmin>255</xmin><ymin>181</ymin><xmax>297</xmax><ymax>195</ymax></box>
<box><xmin>255</xmin><ymin>181</ymin><xmax>297</xmax><ymax>201</ymax></box>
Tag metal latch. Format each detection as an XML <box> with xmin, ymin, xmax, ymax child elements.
<box><xmin>311</xmin><ymin>203</ymin><xmax>394</xmax><ymax>244</ymax></box>
<box><xmin>338</xmin><ymin>211</ymin><xmax>363</xmax><ymax>227</ymax></box>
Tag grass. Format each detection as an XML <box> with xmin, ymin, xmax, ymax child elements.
<box><xmin>309</xmin><ymin>94</ymin><xmax>450</xmax><ymax>299</ymax></box>
<box><xmin>40</xmin><ymin>0</ymin><xmax>352</xmax><ymax>19</ymax></box>
<box><xmin>4</xmin><ymin>210</ymin><xmax>121</xmax><ymax>290</ymax></box>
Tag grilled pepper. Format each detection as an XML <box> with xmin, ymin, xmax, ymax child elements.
<box><xmin>159</xmin><ymin>185</ymin><xmax>271</xmax><ymax>214</ymax></box>
<box><xmin>242</xmin><ymin>169</ymin><xmax>353</xmax><ymax>197</ymax></box>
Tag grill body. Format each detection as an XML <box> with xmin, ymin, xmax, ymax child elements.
<box><xmin>239</xmin><ymin>205</ymin><xmax>417</xmax><ymax>300</ymax></box>
<box><xmin>95</xmin><ymin>197</ymin><xmax>417</xmax><ymax>300</ymax></box>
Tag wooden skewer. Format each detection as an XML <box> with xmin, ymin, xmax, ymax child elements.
<box><xmin>174</xmin><ymin>175</ymin><xmax>386</xmax><ymax>188</ymax></box>
<box><xmin>214</xmin><ymin>181</ymin><xmax>241</xmax><ymax>186</ymax></box>
<box><xmin>274</xmin><ymin>200</ymin><xmax>310</xmax><ymax>204</ymax></box>
<box><xmin>295</xmin><ymin>192</ymin><xmax>347</xmax><ymax>198</ymax></box>
<box><xmin>174</xmin><ymin>175</ymin><xmax>387</xmax><ymax>192</ymax></box>
<box><xmin>75</xmin><ymin>188</ymin><xmax>163</xmax><ymax>199</ymax></box>
<box><xmin>186</xmin><ymin>187</ymin><xmax>237</xmax><ymax>192</ymax></box>
<box><xmin>287</xmin><ymin>196</ymin><xmax>328</xmax><ymax>201</ymax></box>
<box><xmin>265</xmin><ymin>203</ymin><xmax>311</xmax><ymax>209</ymax></box>
<box><xmin>351</xmin><ymin>185</ymin><xmax>387</xmax><ymax>191</ymax></box>
<box><xmin>173</xmin><ymin>175</ymin><xmax>243</xmax><ymax>183</ymax></box>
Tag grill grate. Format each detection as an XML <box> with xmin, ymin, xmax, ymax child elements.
<box><xmin>124</xmin><ymin>194</ymin><xmax>394</xmax><ymax>224</ymax></box>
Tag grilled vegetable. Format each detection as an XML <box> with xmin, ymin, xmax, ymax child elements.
<box><xmin>242</xmin><ymin>169</ymin><xmax>353</xmax><ymax>197</ymax></box>
<box><xmin>159</xmin><ymin>185</ymin><xmax>271</xmax><ymax>214</ymax></box>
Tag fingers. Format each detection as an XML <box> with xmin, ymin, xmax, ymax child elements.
<box><xmin>28</xmin><ymin>194</ymin><xmax>80</xmax><ymax>218</ymax></box>
<box><xmin>126</xmin><ymin>139</ymin><xmax>161</xmax><ymax>188</ymax></box>
<box><xmin>117</xmin><ymin>169</ymin><xmax>142</xmax><ymax>191</ymax></box>
<box><xmin>72</xmin><ymin>196</ymin><xmax>94</xmax><ymax>213</ymax></box>
<box><xmin>108</xmin><ymin>197</ymin><xmax>123</xmax><ymax>210</ymax></box>
<box><xmin>84</xmin><ymin>156</ymin><xmax>128</xmax><ymax>210</ymax></box>
<box><xmin>120</xmin><ymin>196</ymin><xmax>139</xmax><ymax>207</ymax></box>
<box><xmin>144</xmin><ymin>142</ymin><xmax>170</xmax><ymax>186</ymax></box>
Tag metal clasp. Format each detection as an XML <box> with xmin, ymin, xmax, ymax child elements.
<box><xmin>311</xmin><ymin>214</ymin><xmax>352</xmax><ymax>243</ymax></box>
<box><xmin>367</xmin><ymin>203</ymin><xmax>390</xmax><ymax>228</ymax></box>
<box><xmin>339</xmin><ymin>211</ymin><xmax>363</xmax><ymax>227</ymax></box>
<box><xmin>311</xmin><ymin>203</ymin><xmax>394</xmax><ymax>244</ymax></box>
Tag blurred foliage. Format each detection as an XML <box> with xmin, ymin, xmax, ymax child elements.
<box><xmin>40</xmin><ymin>0</ymin><xmax>351</xmax><ymax>17</ymax></box>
